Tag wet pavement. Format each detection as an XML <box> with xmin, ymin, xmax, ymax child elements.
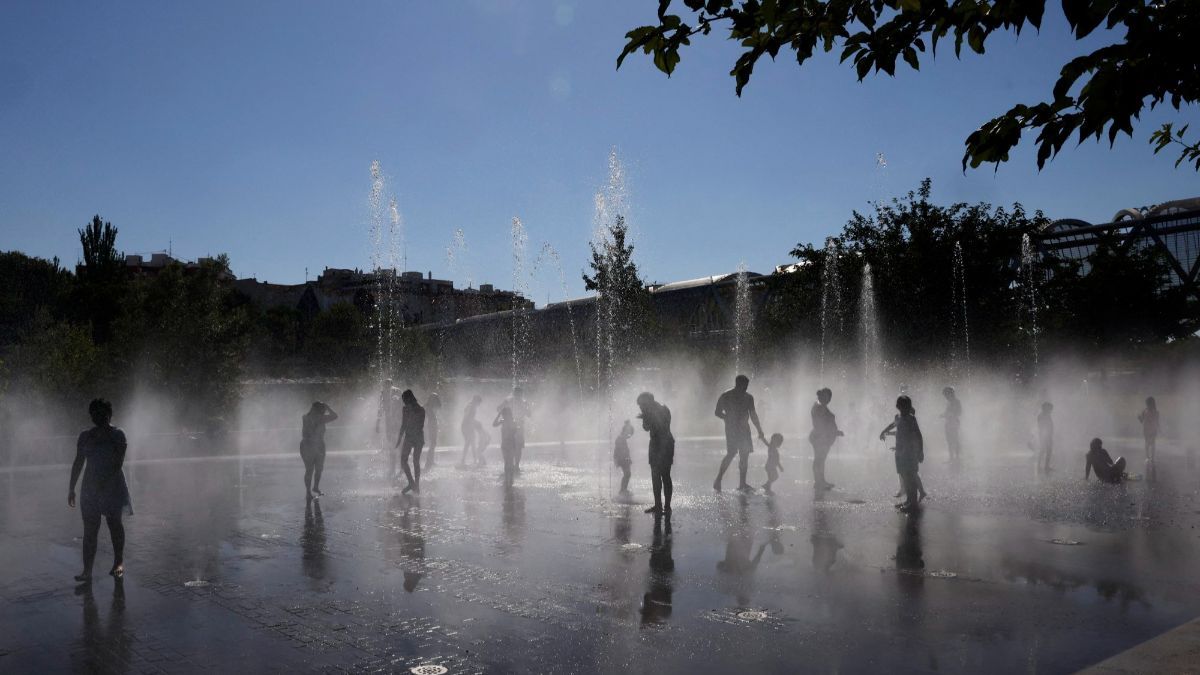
<box><xmin>3</xmin><ymin>439</ymin><xmax>1200</xmax><ymax>674</ymax></box>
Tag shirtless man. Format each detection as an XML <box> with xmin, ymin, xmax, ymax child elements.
<box><xmin>713</xmin><ymin>375</ymin><xmax>767</xmax><ymax>492</ymax></box>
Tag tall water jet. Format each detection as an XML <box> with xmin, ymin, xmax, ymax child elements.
<box><xmin>537</xmin><ymin>243</ymin><xmax>585</xmax><ymax>398</ymax></box>
<box><xmin>733</xmin><ymin>261</ymin><xmax>753</xmax><ymax>375</ymax></box>
<box><xmin>1019</xmin><ymin>233</ymin><xmax>1040</xmax><ymax>379</ymax></box>
<box><xmin>819</xmin><ymin>238</ymin><xmax>843</xmax><ymax>381</ymax></box>
<box><xmin>950</xmin><ymin>240</ymin><xmax>971</xmax><ymax>385</ymax></box>
<box><xmin>510</xmin><ymin>217</ymin><xmax>530</xmax><ymax>389</ymax></box>
<box><xmin>368</xmin><ymin>161</ymin><xmax>390</xmax><ymax>384</ymax></box>
<box><xmin>857</xmin><ymin>261</ymin><xmax>884</xmax><ymax>452</ymax></box>
<box><xmin>385</xmin><ymin>197</ymin><xmax>403</xmax><ymax>378</ymax></box>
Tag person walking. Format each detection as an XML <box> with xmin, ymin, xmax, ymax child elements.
<box><xmin>809</xmin><ymin>388</ymin><xmax>844</xmax><ymax>491</ymax></box>
<box><xmin>713</xmin><ymin>375</ymin><xmax>767</xmax><ymax>492</ymax></box>
<box><xmin>300</xmin><ymin>402</ymin><xmax>338</xmax><ymax>500</ymax></box>
<box><xmin>395</xmin><ymin>390</ymin><xmax>426</xmax><ymax>494</ymax></box>
<box><xmin>68</xmin><ymin>399</ymin><xmax>133</xmax><ymax>582</ymax></box>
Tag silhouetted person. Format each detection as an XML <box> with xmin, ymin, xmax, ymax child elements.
<box><xmin>300</xmin><ymin>401</ymin><xmax>338</xmax><ymax>500</ymax></box>
<box><xmin>881</xmin><ymin>411</ymin><xmax>926</xmax><ymax>503</ymax></box>
<box><xmin>495</xmin><ymin>405</ymin><xmax>518</xmax><ymax>487</ymax></box>
<box><xmin>69</xmin><ymin>398</ymin><xmax>132</xmax><ymax>582</ymax></box>
<box><xmin>638</xmin><ymin>392</ymin><xmax>675</xmax><ymax>514</ymax></box>
<box><xmin>809</xmin><ymin>388</ymin><xmax>844</xmax><ymax>490</ymax></box>
<box><xmin>713</xmin><ymin>374</ymin><xmax>767</xmax><ymax>492</ymax></box>
<box><xmin>641</xmin><ymin>516</ymin><xmax>674</xmax><ymax>625</ymax></box>
<box><xmin>499</xmin><ymin>386</ymin><xmax>531</xmax><ymax>472</ymax></box>
<box><xmin>422</xmin><ymin>393</ymin><xmax>442</xmax><ymax>471</ymax></box>
<box><xmin>394</xmin><ymin>390</ymin><xmax>425</xmax><ymax>494</ymax></box>
<box><xmin>942</xmin><ymin>386</ymin><xmax>962</xmax><ymax>462</ymax></box>
<box><xmin>458</xmin><ymin>395</ymin><xmax>483</xmax><ymax>468</ymax></box>
<box><xmin>614</xmin><ymin>420</ymin><xmax>634</xmax><ymax>495</ymax></box>
<box><xmin>1037</xmin><ymin>402</ymin><xmax>1055</xmax><ymax>472</ymax></box>
<box><xmin>881</xmin><ymin>395</ymin><xmax>923</xmax><ymax>512</ymax></box>
<box><xmin>762</xmin><ymin>433</ymin><xmax>785</xmax><ymax>494</ymax></box>
<box><xmin>473</xmin><ymin>419</ymin><xmax>491</xmax><ymax>465</ymax></box>
<box><xmin>1085</xmin><ymin>437</ymin><xmax>1126</xmax><ymax>484</ymax></box>
<box><xmin>1139</xmin><ymin>397</ymin><xmax>1159</xmax><ymax>480</ymax></box>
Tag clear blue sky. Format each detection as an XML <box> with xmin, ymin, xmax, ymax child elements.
<box><xmin>1</xmin><ymin>1</ymin><xmax>1196</xmax><ymax>304</ymax></box>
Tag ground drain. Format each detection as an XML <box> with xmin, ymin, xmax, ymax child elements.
<box><xmin>410</xmin><ymin>665</ymin><xmax>448</xmax><ymax>675</ymax></box>
<box><xmin>737</xmin><ymin>610</ymin><xmax>768</xmax><ymax>621</ymax></box>
<box><xmin>184</xmin><ymin>580</ymin><xmax>210</xmax><ymax>588</ymax></box>
<box><xmin>1049</xmin><ymin>538</ymin><xmax>1082</xmax><ymax>546</ymax></box>
<box><xmin>620</xmin><ymin>543</ymin><xmax>643</xmax><ymax>551</ymax></box>
<box><xmin>927</xmin><ymin>570</ymin><xmax>957</xmax><ymax>579</ymax></box>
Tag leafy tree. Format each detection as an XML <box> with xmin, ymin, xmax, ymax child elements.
<box><xmin>618</xmin><ymin>1</ymin><xmax>1200</xmax><ymax>170</ymax></box>
<box><xmin>0</xmin><ymin>252</ymin><xmax>72</xmax><ymax>346</ymax></box>
<box><xmin>305</xmin><ymin>302</ymin><xmax>370</xmax><ymax>376</ymax></box>
<box><xmin>78</xmin><ymin>215</ymin><xmax>123</xmax><ymax>280</ymax></box>
<box><xmin>583</xmin><ymin>215</ymin><xmax>654</xmax><ymax>378</ymax></box>
<box><xmin>74</xmin><ymin>215</ymin><xmax>127</xmax><ymax>343</ymax></box>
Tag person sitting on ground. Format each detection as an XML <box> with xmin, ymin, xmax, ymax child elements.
<box><xmin>614</xmin><ymin>420</ymin><xmax>635</xmax><ymax>495</ymax></box>
<box><xmin>762</xmin><ymin>432</ymin><xmax>785</xmax><ymax>494</ymax></box>
<box><xmin>1085</xmin><ymin>437</ymin><xmax>1127</xmax><ymax>484</ymax></box>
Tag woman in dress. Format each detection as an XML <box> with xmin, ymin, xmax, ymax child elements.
<box><xmin>68</xmin><ymin>398</ymin><xmax>133</xmax><ymax>582</ymax></box>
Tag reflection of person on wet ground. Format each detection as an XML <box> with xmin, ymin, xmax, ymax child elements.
<box><xmin>499</xmin><ymin>386</ymin><xmax>531</xmax><ymax>472</ymax></box>
<box><xmin>1085</xmin><ymin>438</ymin><xmax>1127</xmax><ymax>484</ymax></box>
<box><xmin>809</xmin><ymin>388</ymin><xmax>844</xmax><ymax>491</ymax></box>
<box><xmin>880</xmin><ymin>396</ymin><xmax>924</xmax><ymax>512</ymax></box>
<box><xmin>1037</xmin><ymin>402</ymin><xmax>1055</xmax><ymax>472</ymax></box>
<box><xmin>301</xmin><ymin>499</ymin><xmax>327</xmax><ymax>583</ymax></box>
<box><xmin>395</xmin><ymin>390</ymin><xmax>425</xmax><ymax>494</ymax></box>
<box><xmin>614</xmin><ymin>420</ymin><xmax>635</xmax><ymax>495</ymax></box>
<box><xmin>495</xmin><ymin>406</ymin><xmax>519</xmax><ymax>487</ymax></box>
<box><xmin>77</xmin><ymin>575</ymin><xmax>129</xmax><ymax>671</ymax></box>
<box><xmin>69</xmin><ymin>398</ymin><xmax>133</xmax><ymax>582</ymax></box>
<box><xmin>399</xmin><ymin>505</ymin><xmax>425</xmax><ymax>592</ymax></box>
<box><xmin>713</xmin><ymin>374</ymin><xmax>767</xmax><ymax>492</ymax></box>
<box><xmin>300</xmin><ymin>402</ymin><xmax>338</xmax><ymax>500</ymax></box>
<box><xmin>641</xmin><ymin>516</ymin><xmax>674</xmax><ymax>625</ymax></box>
<box><xmin>762</xmin><ymin>433</ymin><xmax>785</xmax><ymax>494</ymax></box>
<box><xmin>457</xmin><ymin>395</ymin><xmax>483</xmax><ymax>468</ymax></box>
<box><xmin>1138</xmin><ymin>397</ymin><xmax>1159</xmax><ymax>479</ymax></box>
<box><xmin>810</xmin><ymin>507</ymin><xmax>843</xmax><ymax>573</ymax></box>
<box><xmin>942</xmin><ymin>386</ymin><xmax>962</xmax><ymax>462</ymax></box>
<box><xmin>422</xmin><ymin>392</ymin><xmax>441</xmax><ymax>471</ymax></box>
<box><xmin>638</xmin><ymin>392</ymin><xmax>675</xmax><ymax>514</ymax></box>
<box><xmin>895</xmin><ymin>509</ymin><xmax>924</xmax><ymax>572</ymax></box>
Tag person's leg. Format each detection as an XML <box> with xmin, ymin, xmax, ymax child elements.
<box><xmin>648</xmin><ymin>467</ymin><xmax>662</xmax><ymax>512</ymax></box>
<box><xmin>1114</xmin><ymin>456</ymin><xmax>1127</xmax><ymax>479</ymax></box>
<box><xmin>514</xmin><ymin>430</ymin><xmax>524</xmax><ymax>471</ymax></box>
<box><xmin>503</xmin><ymin>448</ymin><xmax>514</xmax><ymax>486</ymax></box>
<box><xmin>106</xmin><ymin>513</ymin><xmax>125</xmax><ymax>574</ymax></box>
<box><xmin>906</xmin><ymin>469</ymin><xmax>920</xmax><ymax>508</ymax></box>
<box><xmin>312</xmin><ymin>450</ymin><xmax>325</xmax><ymax>495</ymax></box>
<box><xmin>714</xmin><ymin>447</ymin><xmax>735</xmax><ymax>489</ymax></box>
<box><xmin>738</xmin><ymin>449</ymin><xmax>751</xmax><ymax>488</ymax></box>
<box><xmin>389</xmin><ymin>444</ymin><xmax>398</xmax><ymax>481</ymax></box>
<box><xmin>80</xmin><ymin>512</ymin><xmax>101</xmax><ymax>579</ymax></box>
<box><xmin>303</xmin><ymin>456</ymin><xmax>315</xmax><ymax>496</ymax></box>
<box><xmin>400</xmin><ymin>447</ymin><xmax>415</xmax><ymax>491</ymax></box>
<box><xmin>1044</xmin><ymin>442</ymin><xmax>1053</xmax><ymax>472</ymax></box>
<box><xmin>662</xmin><ymin>467</ymin><xmax>673</xmax><ymax>511</ymax></box>
<box><xmin>412</xmin><ymin>447</ymin><xmax>422</xmax><ymax>492</ymax></box>
<box><xmin>460</xmin><ymin>428</ymin><xmax>473</xmax><ymax>466</ymax></box>
<box><xmin>620</xmin><ymin>465</ymin><xmax>631</xmax><ymax>493</ymax></box>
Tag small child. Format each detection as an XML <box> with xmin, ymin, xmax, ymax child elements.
<box><xmin>494</xmin><ymin>406</ymin><xmax>517</xmax><ymax>487</ymax></box>
<box><xmin>762</xmin><ymin>433</ymin><xmax>785</xmax><ymax>494</ymax></box>
<box><xmin>473</xmin><ymin>419</ymin><xmax>491</xmax><ymax>466</ymax></box>
<box><xmin>614</xmin><ymin>420</ymin><xmax>634</xmax><ymax>494</ymax></box>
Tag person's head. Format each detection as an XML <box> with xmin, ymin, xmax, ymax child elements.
<box><xmin>88</xmin><ymin>398</ymin><xmax>113</xmax><ymax>426</ymax></box>
<box><xmin>896</xmin><ymin>395</ymin><xmax>914</xmax><ymax>415</ymax></box>
<box><xmin>734</xmin><ymin>374</ymin><xmax>750</xmax><ymax>391</ymax></box>
<box><xmin>427</xmin><ymin>393</ymin><xmax>441</xmax><ymax>409</ymax></box>
<box><xmin>816</xmin><ymin>388</ymin><xmax>832</xmax><ymax>405</ymax></box>
<box><xmin>942</xmin><ymin>386</ymin><xmax>956</xmax><ymax>400</ymax></box>
<box><xmin>1146</xmin><ymin>396</ymin><xmax>1157</xmax><ymax>410</ymax></box>
<box><xmin>1042</xmin><ymin>401</ymin><xmax>1053</xmax><ymax>413</ymax></box>
<box><xmin>401</xmin><ymin>389</ymin><xmax>417</xmax><ymax>406</ymax></box>
<box><xmin>769</xmin><ymin>432</ymin><xmax>784</xmax><ymax>449</ymax></box>
<box><xmin>621</xmin><ymin>420</ymin><xmax>634</xmax><ymax>437</ymax></box>
<box><xmin>309</xmin><ymin>401</ymin><xmax>325</xmax><ymax>414</ymax></box>
<box><xmin>1090</xmin><ymin>437</ymin><xmax>1103</xmax><ymax>452</ymax></box>
<box><xmin>636</xmin><ymin>392</ymin><xmax>655</xmax><ymax>410</ymax></box>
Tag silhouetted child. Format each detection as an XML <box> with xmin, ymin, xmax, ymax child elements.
<box><xmin>1085</xmin><ymin>437</ymin><xmax>1126</xmax><ymax>484</ymax></box>
<box><xmin>494</xmin><ymin>406</ymin><xmax>518</xmax><ymax>487</ymax></box>
<box><xmin>614</xmin><ymin>420</ymin><xmax>634</xmax><ymax>494</ymax></box>
<box><xmin>762</xmin><ymin>433</ymin><xmax>784</xmax><ymax>494</ymax></box>
<box><xmin>1037</xmin><ymin>402</ymin><xmax>1054</xmax><ymax>472</ymax></box>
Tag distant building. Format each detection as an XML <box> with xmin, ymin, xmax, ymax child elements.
<box><xmin>233</xmin><ymin>267</ymin><xmax>530</xmax><ymax>326</ymax></box>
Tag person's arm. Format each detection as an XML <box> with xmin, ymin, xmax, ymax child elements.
<box><xmin>323</xmin><ymin>406</ymin><xmax>339</xmax><ymax>423</ymax></box>
<box><xmin>879</xmin><ymin>421</ymin><xmax>896</xmax><ymax>440</ymax></box>
<box><xmin>1085</xmin><ymin>454</ymin><xmax>1093</xmax><ymax>480</ymax></box>
<box><xmin>113</xmin><ymin>429</ymin><xmax>127</xmax><ymax>470</ymax></box>
<box><xmin>68</xmin><ymin>432</ymin><xmax>86</xmax><ymax>507</ymax></box>
<box><xmin>492</xmin><ymin>412</ymin><xmax>503</xmax><ymax>428</ymax></box>
<box><xmin>714</xmin><ymin>394</ymin><xmax>726</xmax><ymax>420</ymax></box>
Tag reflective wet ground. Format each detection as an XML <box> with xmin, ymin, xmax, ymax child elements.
<box><xmin>3</xmin><ymin>439</ymin><xmax>1200</xmax><ymax>673</ymax></box>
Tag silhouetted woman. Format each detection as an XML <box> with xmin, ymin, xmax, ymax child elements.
<box><xmin>395</xmin><ymin>390</ymin><xmax>425</xmax><ymax>494</ymax></box>
<box><xmin>1138</xmin><ymin>397</ymin><xmax>1159</xmax><ymax>479</ymax></box>
<box><xmin>881</xmin><ymin>395</ymin><xmax>923</xmax><ymax>512</ymax></box>
<box><xmin>423</xmin><ymin>392</ymin><xmax>441</xmax><ymax>471</ymax></box>
<box><xmin>637</xmin><ymin>392</ymin><xmax>675</xmax><ymax>514</ymax></box>
<box><xmin>300</xmin><ymin>401</ymin><xmax>338</xmax><ymax>500</ymax></box>
<box><xmin>68</xmin><ymin>398</ymin><xmax>132</xmax><ymax>582</ymax></box>
<box><xmin>458</xmin><ymin>395</ymin><xmax>483</xmax><ymax>468</ymax></box>
<box><xmin>809</xmin><ymin>388</ymin><xmax>844</xmax><ymax>491</ymax></box>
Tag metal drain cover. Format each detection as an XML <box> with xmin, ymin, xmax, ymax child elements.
<box><xmin>184</xmin><ymin>580</ymin><xmax>210</xmax><ymax>588</ymax></box>
<box><xmin>927</xmin><ymin>570</ymin><xmax>957</xmax><ymax>579</ymax></box>
<box><xmin>737</xmin><ymin>610</ymin><xmax>768</xmax><ymax>621</ymax></box>
<box><xmin>620</xmin><ymin>543</ymin><xmax>643</xmax><ymax>551</ymax></box>
<box><xmin>410</xmin><ymin>665</ymin><xmax>448</xmax><ymax>675</ymax></box>
<box><xmin>1050</xmin><ymin>538</ymin><xmax>1082</xmax><ymax>546</ymax></box>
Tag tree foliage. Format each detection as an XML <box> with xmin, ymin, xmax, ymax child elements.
<box><xmin>618</xmin><ymin>0</ymin><xmax>1200</xmax><ymax>170</ymax></box>
<box><xmin>583</xmin><ymin>215</ymin><xmax>654</xmax><ymax>377</ymax></box>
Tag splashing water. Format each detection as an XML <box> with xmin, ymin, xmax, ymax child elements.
<box><xmin>537</xmin><ymin>243</ymin><xmax>585</xmax><ymax>398</ymax></box>
<box><xmin>733</xmin><ymin>261</ymin><xmax>753</xmax><ymax>375</ymax></box>
<box><xmin>510</xmin><ymin>217</ymin><xmax>530</xmax><ymax>389</ymax></box>
<box><xmin>951</xmin><ymin>241</ymin><xmax>971</xmax><ymax>385</ymax></box>
<box><xmin>1020</xmin><ymin>233</ymin><xmax>1040</xmax><ymax>379</ymax></box>
<box><xmin>819</xmin><ymin>239</ymin><xmax>843</xmax><ymax>381</ymax></box>
<box><xmin>368</xmin><ymin>161</ymin><xmax>391</xmax><ymax>384</ymax></box>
